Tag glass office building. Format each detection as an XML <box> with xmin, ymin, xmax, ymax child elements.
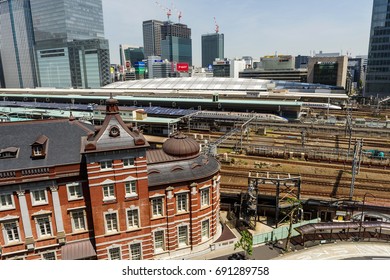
<box><xmin>160</xmin><ymin>22</ymin><xmax>192</xmax><ymax>66</ymax></box>
<box><xmin>0</xmin><ymin>0</ymin><xmax>38</xmax><ymax>88</ymax></box>
<box><xmin>201</xmin><ymin>33</ymin><xmax>224</xmax><ymax>68</ymax></box>
<box><xmin>30</xmin><ymin>0</ymin><xmax>104</xmax><ymax>44</ymax></box>
<box><xmin>37</xmin><ymin>47</ymin><xmax>72</xmax><ymax>88</ymax></box>
<box><xmin>31</xmin><ymin>0</ymin><xmax>107</xmax><ymax>88</ymax></box>
<box><xmin>143</xmin><ymin>20</ymin><xmax>163</xmax><ymax>58</ymax></box>
<box><xmin>365</xmin><ymin>0</ymin><xmax>390</xmax><ymax>97</ymax></box>
<box><xmin>0</xmin><ymin>0</ymin><xmax>108</xmax><ymax>89</ymax></box>
<box><xmin>68</xmin><ymin>39</ymin><xmax>110</xmax><ymax>89</ymax></box>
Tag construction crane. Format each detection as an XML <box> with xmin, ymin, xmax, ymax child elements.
<box><xmin>155</xmin><ymin>1</ymin><xmax>172</xmax><ymax>20</ymax></box>
<box><xmin>214</xmin><ymin>17</ymin><xmax>219</xmax><ymax>33</ymax></box>
<box><xmin>177</xmin><ymin>11</ymin><xmax>182</xmax><ymax>23</ymax></box>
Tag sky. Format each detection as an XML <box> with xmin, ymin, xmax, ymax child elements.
<box><xmin>102</xmin><ymin>0</ymin><xmax>373</xmax><ymax>67</ymax></box>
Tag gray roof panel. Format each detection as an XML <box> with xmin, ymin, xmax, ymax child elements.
<box><xmin>0</xmin><ymin>120</ymin><xmax>93</xmax><ymax>172</ymax></box>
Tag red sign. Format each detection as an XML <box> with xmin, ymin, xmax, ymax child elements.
<box><xmin>176</xmin><ymin>62</ymin><xmax>189</xmax><ymax>72</ymax></box>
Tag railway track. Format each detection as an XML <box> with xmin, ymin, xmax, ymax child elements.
<box><xmin>220</xmin><ymin>168</ymin><xmax>390</xmax><ymax>186</ymax></box>
<box><xmin>202</xmin><ymin>131</ymin><xmax>390</xmax><ymax>149</ymax></box>
<box><xmin>220</xmin><ymin>154</ymin><xmax>390</xmax><ymax>174</ymax></box>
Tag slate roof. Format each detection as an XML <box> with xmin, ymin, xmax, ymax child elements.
<box><xmin>147</xmin><ymin>153</ymin><xmax>220</xmax><ymax>187</ymax></box>
<box><xmin>0</xmin><ymin>119</ymin><xmax>94</xmax><ymax>172</ymax></box>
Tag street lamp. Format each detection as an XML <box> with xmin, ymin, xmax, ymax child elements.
<box><xmin>358</xmin><ymin>192</ymin><xmax>376</xmax><ymax>240</ymax></box>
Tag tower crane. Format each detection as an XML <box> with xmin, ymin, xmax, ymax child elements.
<box><xmin>178</xmin><ymin>11</ymin><xmax>182</xmax><ymax>23</ymax></box>
<box><xmin>214</xmin><ymin>17</ymin><xmax>219</xmax><ymax>33</ymax></box>
<box><xmin>155</xmin><ymin>1</ymin><xmax>172</xmax><ymax>20</ymax></box>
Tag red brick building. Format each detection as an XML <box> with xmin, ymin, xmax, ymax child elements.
<box><xmin>0</xmin><ymin>97</ymin><xmax>220</xmax><ymax>260</ymax></box>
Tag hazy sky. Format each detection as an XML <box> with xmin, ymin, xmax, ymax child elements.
<box><xmin>102</xmin><ymin>0</ymin><xmax>373</xmax><ymax>67</ymax></box>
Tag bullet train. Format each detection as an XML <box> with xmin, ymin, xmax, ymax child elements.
<box><xmin>192</xmin><ymin>111</ymin><xmax>288</xmax><ymax>122</ymax></box>
<box><xmin>302</xmin><ymin>102</ymin><xmax>342</xmax><ymax>110</ymax></box>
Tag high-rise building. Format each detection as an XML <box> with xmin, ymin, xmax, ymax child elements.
<box><xmin>143</xmin><ymin>20</ymin><xmax>163</xmax><ymax>58</ymax></box>
<box><xmin>0</xmin><ymin>0</ymin><xmax>109</xmax><ymax>89</ymax></box>
<box><xmin>0</xmin><ymin>0</ymin><xmax>38</xmax><ymax>88</ymax></box>
<box><xmin>365</xmin><ymin>0</ymin><xmax>390</xmax><ymax>97</ymax></box>
<box><xmin>31</xmin><ymin>0</ymin><xmax>108</xmax><ymax>89</ymax></box>
<box><xmin>30</xmin><ymin>0</ymin><xmax>104</xmax><ymax>45</ymax></box>
<box><xmin>201</xmin><ymin>33</ymin><xmax>224</xmax><ymax>68</ymax></box>
<box><xmin>161</xmin><ymin>21</ymin><xmax>192</xmax><ymax>66</ymax></box>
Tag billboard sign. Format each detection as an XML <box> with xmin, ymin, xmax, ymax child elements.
<box><xmin>176</xmin><ymin>62</ymin><xmax>189</xmax><ymax>72</ymax></box>
<box><xmin>134</xmin><ymin>62</ymin><xmax>145</xmax><ymax>68</ymax></box>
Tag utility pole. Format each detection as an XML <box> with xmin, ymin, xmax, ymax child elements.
<box><xmin>301</xmin><ymin>129</ymin><xmax>306</xmax><ymax>148</ymax></box>
<box><xmin>345</xmin><ymin>103</ymin><xmax>353</xmax><ymax>161</ymax></box>
<box><xmin>349</xmin><ymin>139</ymin><xmax>364</xmax><ymax>200</ymax></box>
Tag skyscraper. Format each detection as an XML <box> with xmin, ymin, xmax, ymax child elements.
<box><xmin>30</xmin><ymin>0</ymin><xmax>104</xmax><ymax>45</ymax></box>
<box><xmin>143</xmin><ymin>20</ymin><xmax>163</xmax><ymax>58</ymax></box>
<box><xmin>365</xmin><ymin>0</ymin><xmax>390</xmax><ymax>97</ymax></box>
<box><xmin>30</xmin><ymin>0</ymin><xmax>108</xmax><ymax>89</ymax></box>
<box><xmin>160</xmin><ymin>21</ymin><xmax>192</xmax><ymax>66</ymax></box>
<box><xmin>0</xmin><ymin>0</ymin><xmax>109</xmax><ymax>89</ymax></box>
<box><xmin>0</xmin><ymin>0</ymin><xmax>38</xmax><ymax>88</ymax></box>
<box><xmin>201</xmin><ymin>33</ymin><xmax>224</xmax><ymax>68</ymax></box>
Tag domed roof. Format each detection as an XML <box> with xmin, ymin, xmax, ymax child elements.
<box><xmin>162</xmin><ymin>133</ymin><xmax>200</xmax><ymax>157</ymax></box>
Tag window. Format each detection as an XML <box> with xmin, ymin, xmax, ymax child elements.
<box><xmin>130</xmin><ymin>243</ymin><xmax>142</xmax><ymax>260</ymax></box>
<box><xmin>100</xmin><ymin>160</ymin><xmax>112</xmax><ymax>170</ymax></box>
<box><xmin>103</xmin><ymin>184</ymin><xmax>115</xmax><ymax>201</ymax></box>
<box><xmin>2</xmin><ymin>221</ymin><xmax>20</xmax><ymax>244</ymax></box>
<box><xmin>178</xmin><ymin>225</ymin><xmax>188</xmax><ymax>247</ymax></box>
<box><xmin>42</xmin><ymin>252</ymin><xmax>56</xmax><ymax>260</ymax></box>
<box><xmin>70</xmin><ymin>210</ymin><xmax>86</xmax><ymax>232</ymax></box>
<box><xmin>154</xmin><ymin>230</ymin><xmax>165</xmax><ymax>251</ymax></box>
<box><xmin>31</xmin><ymin>189</ymin><xmax>47</xmax><ymax>206</ymax></box>
<box><xmin>200</xmin><ymin>188</ymin><xmax>210</xmax><ymax>207</ymax></box>
<box><xmin>32</xmin><ymin>145</ymin><xmax>43</xmax><ymax>156</ymax></box>
<box><xmin>108</xmin><ymin>247</ymin><xmax>121</xmax><ymax>260</ymax></box>
<box><xmin>36</xmin><ymin>215</ymin><xmax>52</xmax><ymax>238</ymax></box>
<box><xmin>67</xmin><ymin>182</ymin><xmax>83</xmax><ymax>200</ymax></box>
<box><xmin>123</xmin><ymin>158</ymin><xmax>135</xmax><ymax>167</ymax></box>
<box><xmin>126</xmin><ymin>209</ymin><xmax>139</xmax><ymax>229</ymax></box>
<box><xmin>125</xmin><ymin>181</ymin><xmax>137</xmax><ymax>197</ymax></box>
<box><xmin>176</xmin><ymin>193</ymin><xmax>188</xmax><ymax>213</ymax></box>
<box><xmin>0</xmin><ymin>193</ymin><xmax>14</xmax><ymax>210</ymax></box>
<box><xmin>201</xmin><ymin>220</ymin><xmax>210</xmax><ymax>241</ymax></box>
<box><xmin>105</xmin><ymin>212</ymin><xmax>118</xmax><ymax>234</ymax></box>
<box><xmin>151</xmin><ymin>197</ymin><xmax>163</xmax><ymax>217</ymax></box>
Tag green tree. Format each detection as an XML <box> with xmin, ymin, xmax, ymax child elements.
<box><xmin>234</xmin><ymin>229</ymin><xmax>253</xmax><ymax>259</ymax></box>
<box><xmin>284</xmin><ymin>197</ymin><xmax>302</xmax><ymax>252</ymax></box>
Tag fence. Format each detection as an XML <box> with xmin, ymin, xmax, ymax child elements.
<box><xmin>252</xmin><ymin>218</ymin><xmax>321</xmax><ymax>245</ymax></box>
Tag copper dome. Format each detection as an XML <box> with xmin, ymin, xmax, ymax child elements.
<box><xmin>162</xmin><ymin>133</ymin><xmax>200</xmax><ymax>157</ymax></box>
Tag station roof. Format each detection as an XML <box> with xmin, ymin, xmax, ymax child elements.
<box><xmin>103</xmin><ymin>77</ymin><xmax>340</xmax><ymax>92</ymax></box>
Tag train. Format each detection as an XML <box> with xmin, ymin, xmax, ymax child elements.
<box><xmin>302</xmin><ymin>102</ymin><xmax>342</xmax><ymax>110</ymax></box>
<box><xmin>185</xmin><ymin>111</ymin><xmax>288</xmax><ymax>132</ymax></box>
<box><xmin>192</xmin><ymin>111</ymin><xmax>288</xmax><ymax>122</ymax></box>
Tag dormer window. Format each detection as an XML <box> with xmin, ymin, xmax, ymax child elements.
<box><xmin>31</xmin><ymin>135</ymin><xmax>48</xmax><ymax>159</ymax></box>
<box><xmin>0</xmin><ymin>147</ymin><xmax>19</xmax><ymax>159</ymax></box>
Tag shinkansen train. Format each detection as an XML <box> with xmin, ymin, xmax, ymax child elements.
<box><xmin>302</xmin><ymin>102</ymin><xmax>342</xmax><ymax>110</ymax></box>
<box><xmin>192</xmin><ymin>111</ymin><xmax>288</xmax><ymax>122</ymax></box>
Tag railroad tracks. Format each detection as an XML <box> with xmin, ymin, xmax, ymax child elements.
<box><xmin>220</xmin><ymin>155</ymin><xmax>390</xmax><ymax>174</ymax></box>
